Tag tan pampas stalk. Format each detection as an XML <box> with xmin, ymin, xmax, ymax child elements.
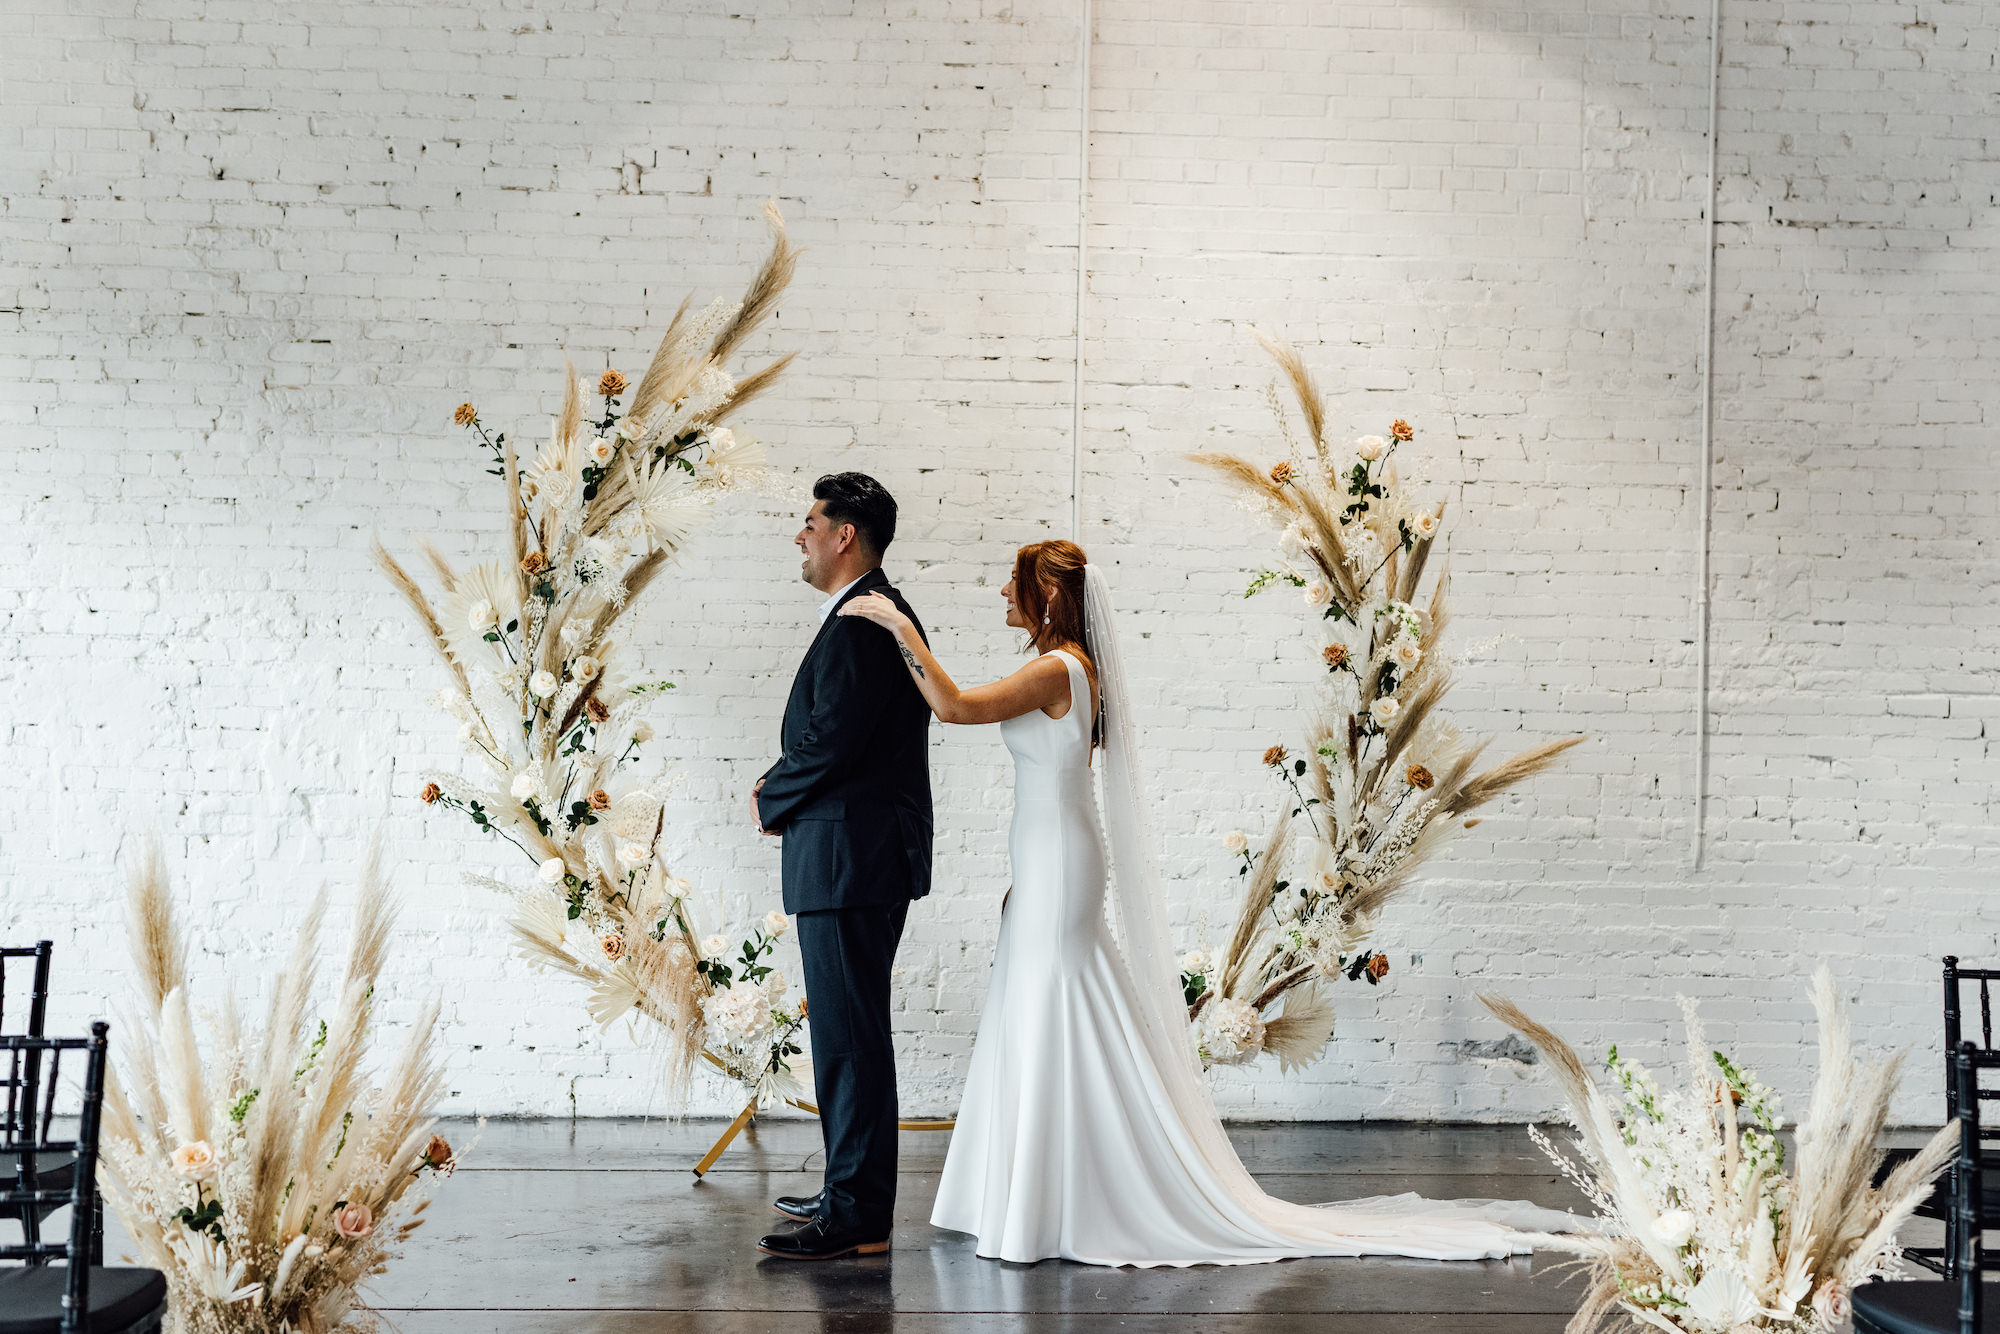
<box><xmin>1482</xmin><ymin>969</ymin><xmax>1957</xmax><ymax>1334</ymax></box>
<box><xmin>1179</xmin><ymin>330</ymin><xmax>1584</xmax><ymax>1073</ymax></box>
<box><xmin>378</xmin><ymin>203</ymin><xmax>810</xmax><ymax>1110</ymax></box>
<box><xmin>96</xmin><ymin>840</ymin><xmax>469</xmax><ymax>1334</ymax></box>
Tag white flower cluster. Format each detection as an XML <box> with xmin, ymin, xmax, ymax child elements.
<box><xmin>1198</xmin><ymin>997</ymin><xmax>1267</xmax><ymax>1066</ymax></box>
<box><xmin>702</xmin><ymin>973</ymin><xmax>787</xmax><ymax>1056</ymax></box>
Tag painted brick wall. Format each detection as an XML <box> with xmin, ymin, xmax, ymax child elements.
<box><xmin>4</xmin><ymin>0</ymin><xmax>1995</xmax><ymax>1122</ymax></box>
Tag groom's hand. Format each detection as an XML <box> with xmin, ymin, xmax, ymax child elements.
<box><xmin>751</xmin><ymin>779</ymin><xmax>778</xmax><ymax>836</ymax></box>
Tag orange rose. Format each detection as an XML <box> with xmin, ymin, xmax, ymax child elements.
<box><xmin>453</xmin><ymin>403</ymin><xmax>477</xmax><ymax>427</ymax></box>
<box><xmin>1262</xmin><ymin>745</ymin><xmax>1288</xmax><ymax>768</ymax></box>
<box><xmin>1405</xmin><ymin>764</ymin><xmax>1434</xmax><ymax>790</ymax></box>
<box><xmin>588</xmin><ymin>789</ymin><xmax>611</xmax><ymax>811</ymax></box>
<box><xmin>1269</xmin><ymin>461</ymin><xmax>1296</xmax><ymax>485</ymax></box>
<box><xmin>1366</xmin><ymin>953</ymin><xmax>1390</xmax><ymax>981</ymax></box>
<box><xmin>521</xmin><ymin>550</ymin><xmax>548</xmax><ymax>575</ymax></box>
<box><xmin>585</xmin><ymin>698</ymin><xmax>611</xmax><ymax>724</ymax></box>
<box><xmin>1323</xmin><ymin>644</ymin><xmax>1348</xmax><ymax>669</ymax></box>
<box><xmin>421</xmin><ymin>1135</ymin><xmax>453</xmax><ymax>1173</ymax></box>
<box><xmin>597</xmin><ymin>370</ymin><xmax>629</xmax><ymax>397</ymax></box>
<box><xmin>1390</xmin><ymin>419</ymin><xmax>1413</xmax><ymax>442</ymax></box>
<box><xmin>419</xmin><ymin>782</ymin><xmax>441</xmax><ymax>805</ymax></box>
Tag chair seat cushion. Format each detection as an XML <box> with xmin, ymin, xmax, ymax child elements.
<box><xmin>1853</xmin><ymin>1278</ymin><xmax>2000</xmax><ymax>1334</ymax></box>
<box><xmin>0</xmin><ymin>1265</ymin><xmax>167</xmax><ymax>1334</ymax></box>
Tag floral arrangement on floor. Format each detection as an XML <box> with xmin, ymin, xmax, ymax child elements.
<box><xmin>1483</xmin><ymin>969</ymin><xmax>1956</xmax><ymax>1334</ymax></box>
<box><xmin>1183</xmin><ymin>330</ymin><xmax>1585</xmax><ymax>1072</ymax></box>
<box><xmin>98</xmin><ymin>842</ymin><xmax>467</xmax><ymax>1334</ymax></box>
<box><xmin>374</xmin><ymin>203</ymin><xmax>810</xmax><ymax>1106</ymax></box>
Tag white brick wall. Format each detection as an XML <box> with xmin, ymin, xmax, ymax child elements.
<box><xmin>4</xmin><ymin>0</ymin><xmax>1995</xmax><ymax>1122</ymax></box>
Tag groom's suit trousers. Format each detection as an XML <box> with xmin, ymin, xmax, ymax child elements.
<box><xmin>796</xmin><ymin>899</ymin><xmax>909</xmax><ymax>1235</ymax></box>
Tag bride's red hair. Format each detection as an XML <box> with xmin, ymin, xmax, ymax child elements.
<box><xmin>1013</xmin><ymin>539</ymin><xmax>1101</xmax><ymax>746</ymax></box>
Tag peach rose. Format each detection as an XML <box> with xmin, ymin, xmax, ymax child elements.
<box><xmin>171</xmin><ymin>1140</ymin><xmax>216</xmax><ymax>1181</ymax></box>
<box><xmin>585</xmin><ymin>697</ymin><xmax>611</xmax><ymax>724</ymax></box>
<box><xmin>419</xmin><ymin>783</ymin><xmax>441</xmax><ymax>805</ymax></box>
<box><xmin>1366</xmin><ymin>953</ymin><xmax>1390</xmax><ymax>981</ymax></box>
<box><xmin>598</xmin><ymin>370</ymin><xmax>629</xmax><ymax>397</ymax></box>
<box><xmin>453</xmin><ymin>403</ymin><xmax>477</xmax><ymax>427</ymax></box>
<box><xmin>332</xmin><ymin>1202</ymin><xmax>373</xmax><ymax>1239</ymax></box>
<box><xmin>588</xmin><ymin>789</ymin><xmax>611</xmax><ymax>812</ymax></box>
<box><xmin>1269</xmin><ymin>461</ymin><xmax>1296</xmax><ymax>485</ymax></box>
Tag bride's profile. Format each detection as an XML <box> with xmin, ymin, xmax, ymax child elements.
<box><xmin>839</xmin><ymin>539</ymin><xmax>1575</xmax><ymax>1267</ymax></box>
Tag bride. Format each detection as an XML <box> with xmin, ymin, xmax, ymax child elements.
<box><xmin>839</xmin><ymin>539</ymin><xmax>1576</xmax><ymax>1267</ymax></box>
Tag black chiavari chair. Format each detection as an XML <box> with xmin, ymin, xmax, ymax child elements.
<box><xmin>1854</xmin><ymin>1042</ymin><xmax>1997</xmax><ymax>1334</ymax></box>
<box><xmin>0</xmin><ymin>1022</ymin><xmax>166</xmax><ymax>1333</ymax></box>
<box><xmin>1890</xmin><ymin>958</ymin><xmax>2000</xmax><ymax>1278</ymax></box>
<box><xmin>0</xmin><ymin>941</ymin><xmax>92</xmax><ymax>1263</ymax></box>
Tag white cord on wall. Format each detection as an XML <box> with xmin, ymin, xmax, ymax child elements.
<box><xmin>1070</xmin><ymin>0</ymin><xmax>1091</xmax><ymax>541</ymax></box>
<box><xmin>1693</xmin><ymin>0</ymin><xmax>1722</xmax><ymax>869</ymax></box>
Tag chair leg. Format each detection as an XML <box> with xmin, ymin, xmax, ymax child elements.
<box><xmin>90</xmin><ymin>1195</ymin><xmax>104</xmax><ymax>1265</ymax></box>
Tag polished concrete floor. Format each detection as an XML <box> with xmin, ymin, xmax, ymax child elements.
<box><xmin>105</xmin><ymin>1116</ymin><xmax>1628</xmax><ymax>1332</ymax></box>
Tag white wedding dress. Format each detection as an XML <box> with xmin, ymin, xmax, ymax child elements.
<box><xmin>929</xmin><ymin>570</ymin><xmax>1578</xmax><ymax>1267</ymax></box>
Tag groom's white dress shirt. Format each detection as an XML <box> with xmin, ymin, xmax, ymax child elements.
<box><xmin>817</xmin><ymin>574</ymin><xmax>867</xmax><ymax>624</ymax></box>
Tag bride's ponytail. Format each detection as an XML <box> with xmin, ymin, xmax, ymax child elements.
<box><xmin>1013</xmin><ymin>539</ymin><xmax>1101</xmax><ymax>746</ymax></box>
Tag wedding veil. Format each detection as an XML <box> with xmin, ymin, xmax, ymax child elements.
<box><xmin>1080</xmin><ymin>563</ymin><xmax>1578</xmax><ymax>1252</ymax></box>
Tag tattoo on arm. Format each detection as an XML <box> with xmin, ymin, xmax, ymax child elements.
<box><xmin>898</xmin><ymin>643</ymin><xmax>926</xmax><ymax>679</ymax></box>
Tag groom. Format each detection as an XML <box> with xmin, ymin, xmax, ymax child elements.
<box><xmin>751</xmin><ymin>472</ymin><xmax>933</xmax><ymax>1260</ymax></box>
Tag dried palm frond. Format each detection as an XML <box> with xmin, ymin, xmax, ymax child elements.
<box><xmin>1262</xmin><ymin>983</ymin><xmax>1337</xmax><ymax>1074</ymax></box>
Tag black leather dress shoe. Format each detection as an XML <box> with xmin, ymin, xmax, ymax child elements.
<box><xmin>757</xmin><ymin>1216</ymin><xmax>890</xmax><ymax>1260</ymax></box>
<box><xmin>773</xmin><ymin>1187</ymin><xmax>827</xmax><ymax>1222</ymax></box>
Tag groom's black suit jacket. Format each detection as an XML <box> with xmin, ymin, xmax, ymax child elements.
<box><xmin>757</xmin><ymin>568</ymin><xmax>933</xmax><ymax>913</ymax></box>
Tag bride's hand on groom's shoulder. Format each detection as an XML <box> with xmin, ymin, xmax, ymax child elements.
<box><xmin>837</xmin><ymin>592</ymin><xmax>907</xmax><ymax>632</ymax></box>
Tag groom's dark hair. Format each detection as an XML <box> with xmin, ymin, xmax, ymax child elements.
<box><xmin>813</xmin><ymin>472</ymin><xmax>897</xmax><ymax>559</ymax></box>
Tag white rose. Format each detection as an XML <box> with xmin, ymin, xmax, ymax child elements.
<box><xmin>1369</xmin><ymin>696</ymin><xmax>1400</xmax><ymax>727</ymax></box>
<box><xmin>1356</xmin><ymin>435</ymin><xmax>1387</xmax><ymax>462</ymax></box>
<box><xmin>538</xmin><ymin>857</ymin><xmax>568</xmax><ymax>885</ymax></box>
<box><xmin>467</xmin><ymin>599</ymin><xmax>497</xmax><ymax>632</ymax></box>
<box><xmin>762</xmin><ymin>910</ymin><xmax>791</xmax><ymax>939</ymax></box>
<box><xmin>529</xmin><ymin>670</ymin><xmax>559</xmax><ymax>699</ymax></box>
<box><xmin>707</xmin><ymin>426</ymin><xmax>735</xmax><ymax>452</ymax></box>
<box><xmin>586</xmin><ymin>437</ymin><xmax>615</xmax><ymax>465</ymax></box>
<box><xmin>631</xmin><ymin>721</ymin><xmax>655</xmax><ymax>743</ymax></box>
<box><xmin>171</xmin><ymin>1140</ymin><xmax>216</xmax><ymax>1181</ymax></box>
<box><xmin>1412</xmin><ymin>510</ymin><xmax>1439</xmax><ymax>539</ymax></box>
<box><xmin>1394</xmin><ymin>639</ymin><xmax>1422</xmax><ymax>671</ymax></box>
<box><xmin>614</xmin><ymin>415</ymin><xmax>646</xmax><ymax>441</ymax></box>
<box><xmin>560</xmin><ymin>621</ymin><xmax>586</xmax><ymax>647</ymax></box>
<box><xmin>511</xmin><ymin>772</ymin><xmax>539</xmax><ymax>801</ymax></box>
<box><xmin>1223</xmin><ymin>830</ymin><xmax>1249</xmax><ymax>856</ymax></box>
<box><xmin>1652</xmin><ymin>1209</ymin><xmax>1694</xmax><ymax>1249</ymax></box>
<box><xmin>1180</xmin><ymin>950</ymin><xmax>1211</xmax><ymax>976</ymax></box>
<box><xmin>1303</xmin><ymin>581</ymin><xmax>1331</xmax><ymax>608</ymax></box>
<box><xmin>571</xmin><ymin>655</ymin><xmax>601</xmax><ymax>682</ymax></box>
<box><xmin>701</xmin><ymin>933</ymin><xmax>731</xmax><ymax>958</ymax></box>
<box><xmin>616</xmin><ymin>841</ymin><xmax>651</xmax><ymax>869</ymax></box>
<box><xmin>540</xmin><ymin>471</ymin><xmax>575</xmax><ymax>506</ymax></box>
